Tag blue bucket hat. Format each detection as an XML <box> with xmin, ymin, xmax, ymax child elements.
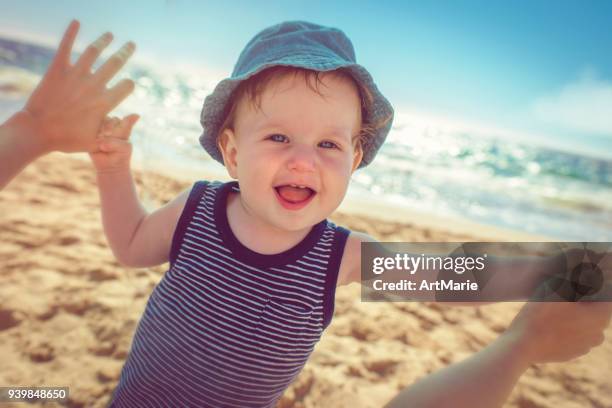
<box><xmin>199</xmin><ymin>20</ymin><xmax>394</xmax><ymax>168</ymax></box>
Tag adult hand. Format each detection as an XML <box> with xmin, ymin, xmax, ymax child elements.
<box><xmin>22</xmin><ymin>19</ymin><xmax>136</xmax><ymax>153</ymax></box>
<box><xmin>506</xmin><ymin>301</ymin><xmax>612</xmax><ymax>365</ymax></box>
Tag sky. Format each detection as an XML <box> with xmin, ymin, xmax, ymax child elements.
<box><xmin>1</xmin><ymin>0</ymin><xmax>611</xmax><ymax>152</ymax></box>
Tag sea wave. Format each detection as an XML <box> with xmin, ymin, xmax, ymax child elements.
<box><xmin>1</xmin><ymin>34</ymin><xmax>611</xmax><ymax>241</ymax></box>
<box><xmin>0</xmin><ymin>65</ymin><xmax>40</xmax><ymax>98</ymax></box>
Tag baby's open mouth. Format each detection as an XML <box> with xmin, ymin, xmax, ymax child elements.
<box><xmin>274</xmin><ymin>184</ymin><xmax>316</xmax><ymax>203</ymax></box>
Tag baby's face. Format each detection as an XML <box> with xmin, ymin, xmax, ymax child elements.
<box><xmin>220</xmin><ymin>72</ymin><xmax>363</xmax><ymax>232</ymax></box>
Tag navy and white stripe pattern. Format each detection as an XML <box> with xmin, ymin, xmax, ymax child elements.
<box><xmin>110</xmin><ymin>180</ymin><xmax>349</xmax><ymax>407</ymax></box>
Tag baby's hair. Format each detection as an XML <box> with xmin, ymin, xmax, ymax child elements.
<box><xmin>216</xmin><ymin>66</ymin><xmax>380</xmax><ymax>153</ymax></box>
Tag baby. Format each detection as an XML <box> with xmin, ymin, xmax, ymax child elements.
<box><xmin>91</xmin><ymin>21</ymin><xmax>611</xmax><ymax>408</ymax></box>
<box><xmin>92</xmin><ymin>21</ymin><xmax>391</xmax><ymax>407</ymax></box>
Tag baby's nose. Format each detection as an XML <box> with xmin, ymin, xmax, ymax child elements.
<box><xmin>287</xmin><ymin>145</ymin><xmax>316</xmax><ymax>172</ymax></box>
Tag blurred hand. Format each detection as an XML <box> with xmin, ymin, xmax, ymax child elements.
<box><xmin>22</xmin><ymin>20</ymin><xmax>137</xmax><ymax>153</ymax></box>
<box><xmin>90</xmin><ymin>114</ymin><xmax>139</xmax><ymax>173</ymax></box>
<box><xmin>506</xmin><ymin>301</ymin><xmax>612</xmax><ymax>365</ymax></box>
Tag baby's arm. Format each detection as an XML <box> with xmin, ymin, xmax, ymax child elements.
<box><xmin>91</xmin><ymin>117</ymin><xmax>188</xmax><ymax>267</ymax></box>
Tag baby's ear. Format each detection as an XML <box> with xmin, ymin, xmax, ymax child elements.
<box><xmin>218</xmin><ymin>128</ymin><xmax>239</xmax><ymax>179</ymax></box>
<box><xmin>351</xmin><ymin>141</ymin><xmax>364</xmax><ymax>172</ymax></box>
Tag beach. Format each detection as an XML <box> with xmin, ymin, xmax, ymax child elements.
<box><xmin>1</xmin><ymin>153</ymin><xmax>611</xmax><ymax>408</ymax></box>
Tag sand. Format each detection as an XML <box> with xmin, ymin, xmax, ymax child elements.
<box><xmin>1</xmin><ymin>153</ymin><xmax>610</xmax><ymax>408</ymax></box>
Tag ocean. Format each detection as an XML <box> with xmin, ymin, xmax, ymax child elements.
<box><xmin>1</xmin><ymin>36</ymin><xmax>611</xmax><ymax>241</ymax></box>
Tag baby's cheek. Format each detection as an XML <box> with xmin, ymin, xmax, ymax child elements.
<box><xmin>322</xmin><ymin>160</ymin><xmax>352</xmax><ymax>199</ymax></box>
<box><xmin>321</xmin><ymin>152</ymin><xmax>353</xmax><ymax>171</ymax></box>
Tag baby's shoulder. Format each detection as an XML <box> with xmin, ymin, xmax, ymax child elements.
<box><xmin>185</xmin><ymin>179</ymin><xmax>224</xmax><ymax>201</ymax></box>
<box><xmin>336</xmin><ymin>229</ymin><xmax>378</xmax><ymax>287</ymax></box>
<box><xmin>166</xmin><ymin>179</ymin><xmax>218</xmax><ymax>228</ymax></box>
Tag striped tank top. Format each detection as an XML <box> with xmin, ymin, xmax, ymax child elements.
<box><xmin>109</xmin><ymin>180</ymin><xmax>350</xmax><ymax>407</ymax></box>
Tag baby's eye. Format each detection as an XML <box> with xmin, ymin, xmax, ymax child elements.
<box><xmin>267</xmin><ymin>134</ymin><xmax>288</xmax><ymax>143</ymax></box>
<box><xmin>319</xmin><ymin>140</ymin><xmax>339</xmax><ymax>149</ymax></box>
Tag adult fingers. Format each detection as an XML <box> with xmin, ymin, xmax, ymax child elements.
<box><xmin>581</xmin><ymin>301</ymin><xmax>612</xmax><ymax>313</ymax></box>
<box><xmin>73</xmin><ymin>31</ymin><xmax>114</xmax><ymax>74</ymax></box>
<box><xmin>103</xmin><ymin>79</ymin><xmax>135</xmax><ymax>112</ymax></box>
<box><xmin>579</xmin><ymin>302</ymin><xmax>612</xmax><ymax>327</ymax></box>
<box><xmin>50</xmin><ymin>19</ymin><xmax>80</xmax><ymax>71</ymax></box>
<box><xmin>92</xmin><ymin>42</ymin><xmax>136</xmax><ymax>86</ymax></box>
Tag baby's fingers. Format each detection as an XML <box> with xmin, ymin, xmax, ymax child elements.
<box><xmin>99</xmin><ymin>116</ymin><xmax>120</xmax><ymax>138</ymax></box>
<box><xmin>98</xmin><ymin>137</ymin><xmax>132</xmax><ymax>153</ymax></box>
<box><xmin>116</xmin><ymin>114</ymin><xmax>140</xmax><ymax>140</ymax></box>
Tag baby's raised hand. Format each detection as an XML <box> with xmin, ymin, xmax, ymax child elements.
<box><xmin>89</xmin><ymin>114</ymin><xmax>139</xmax><ymax>174</ymax></box>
